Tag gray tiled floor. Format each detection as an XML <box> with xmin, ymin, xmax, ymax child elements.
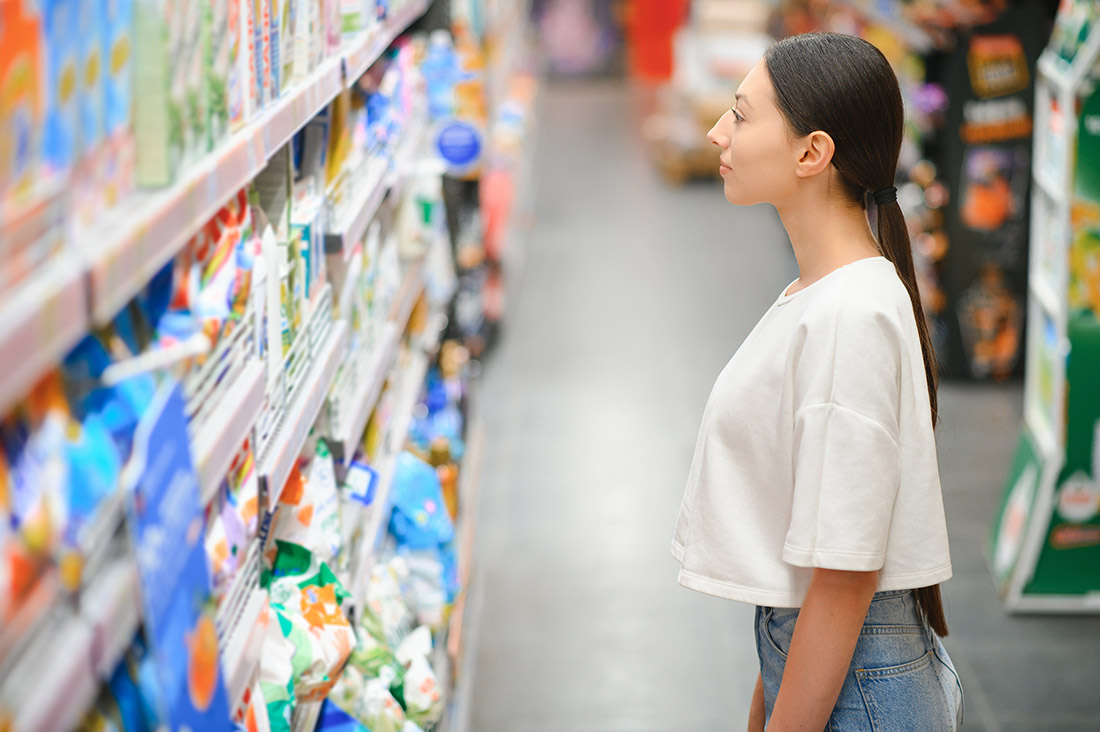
<box><xmin>468</xmin><ymin>82</ymin><xmax>1100</xmax><ymax>731</ymax></box>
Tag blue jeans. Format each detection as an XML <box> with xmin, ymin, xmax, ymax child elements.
<box><xmin>755</xmin><ymin>589</ymin><xmax>964</xmax><ymax>731</ymax></box>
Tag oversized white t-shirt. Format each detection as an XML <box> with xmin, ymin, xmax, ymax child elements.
<box><xmin>671</xmin><ymin>256</ymin><xmax>952</xmax><ymax>608</ymax></box>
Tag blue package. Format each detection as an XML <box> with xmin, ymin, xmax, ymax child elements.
<box><xmin>345</xmin><ymin>460</ymin><xmax>379</xmax><ymax>506</ymax></box>
<box><xmin>66</xmin><ymin>413</ymin><xmax>122</xmax><ymax>525</ymax></box>
<box><xmin>388</xmin><ymin>451</ymin><xmax>454</xmax><ymax>550</ymax></box>
<box><xmin>317</xmin><ymin>700</ymin><xmax>369</xmax><ymax>731</ymax></box>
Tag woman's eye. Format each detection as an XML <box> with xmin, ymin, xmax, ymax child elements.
<box><xmin>731</xmin><ymin>108</ymin><xmax>745</xmax><ymax>123</ymax></box>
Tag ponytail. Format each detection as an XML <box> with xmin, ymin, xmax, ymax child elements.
<box><xmin>876</xmin><ymin>196</ymin><xmax>949</xmax><ymax>637</ymax></box>
<box><xmin>876</xmin><ymin>199</ymin><xmax>939</xmax><ymax>428</ymax></box>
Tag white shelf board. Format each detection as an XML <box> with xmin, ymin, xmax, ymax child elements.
<box><xmin>333</xmin><ymin>324</ymin><xmax>400</xmax><ymax>462</ymax></box>
<box><xmin>350</xmin><ymin>348</ymin><xmax>431</xmax><ymax>605</ymax></box>
<box><xmin>330</xmin><ymin>259</ymin><xmax>425</xmax><ymax>463</ymax></box>
<box><xmin>0</xmin><ymin>257</ymin><xmax>88</xmax><ymax>418</ymax></box>
<box><xmin>194</xmin><ymin>360</ymin><xmax>266</xmax><ymax>504</ymax></box>
<box><xmin>342</xmin><ymin>0</ymin><xmax>434</xmax><ymax>87</ymax></box>
<box><xmin>1024</xmin><ymin>403</ymin><xmax>1060</xmax><ymax>462</ymax></box>
<box><xmin>325</xmin><ymin>166</ymin><xmax>390</xmax><ymax>255</ymax></box>
<box><xmin>261</xmin><ymin>319</ymin><xmax>349</xmax><ymax>504</ymax></box>
<box><xmin>258</xmin><ymin>57</ymin><xmax>345</xmax><ymax>158</ymax></box>
<box><xmin>1029</xmin><ymin>271</ymin><xmax>1066</xmax><ymax>323</ymax></box>
<box><xmin>1034</xmin><ymin>168</ymin><xmax>1067</xmax><ymax>206</ymax></box>
<box><xmin>85</xmin><ymin>129</ymin><xmax>267</xmax><ymax>325</ymax></box>
<box><xmin>1038</xmin><ymin>51</ymin><xmax>1072</xmax><ymax>94</ymax></box>
<box><xmin>390</xmin><ymin>258</ymin><xmax>426</xmax><ymax>325</ymax></box>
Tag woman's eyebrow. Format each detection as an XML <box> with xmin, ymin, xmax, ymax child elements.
<box><xmin>735</xmin><ymin>93</ymin><xmax>752</xmax><ymax>110</ymax></box>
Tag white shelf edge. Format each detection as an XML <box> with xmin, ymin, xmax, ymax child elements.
<box><xmin>258</xmin><ymin>57</ymin><xmax>346</xmax><ymax>159</ymax></box>
<box><xmin>327</xmin><ymin>167</ymin><xmax>390</xmax><ymax>254</ymax></box>
<box><xmin>1034</xmin><ymin>168</ymin><xmax>1067</xmax><ymax>206</ymax></box>
<box><xmin>87</xmin><ymin>129</ymin><xmax>268</xmax><ymax>325</ymax></box>
<box><xmin>0</xmin><ymin>258</ymin><xmax>88</xmax><ymax>419</ymax></box>
<box><xmin>335</xmin><ymin>324</ymin><xmax>401</xmax><ymax>462</ymax></box>
<box><xmin>221</xmin><ymin>587</ymin><xmax>268</xmax><ymax>706</ymax></box>
<box><xmin>1038</xmin><ymin>51</ymin><xmax>1072</xmax><ymax>93</ymax></box>
<box><xmin>291</xmin><ymin>700</ymin><xmax>324</xmax><ymax>732</ymax></box>
<box><xmin>194</xmin><ymin>360</ymin><xmax>265</xmax><ymax>504</ymax></box>
<box><xmin>1024</xmin><ymin>403</ymin><xmax>1060</xmax><ymax>462</ymax></box>
<box><xmin>342</xmin><ymin>0</ymin><xmax>434</xmax><ymax>87</ymax></box>
<box><xmin>1029</xmin><ymin>271</ymin><xmax>1065</xmax><ymax>322</ymax></box>
<box><xmin>350</xmin><ymin>349</ymin><xmax>431</xmax><ymax>606</ymax></box>
<box><xmin>1008</xmin><ymin>591</ymin><xmax>1100</xmax><ymax>613</ymax></box>
<box><xmin>261</xmin><ymin>319</ymin><xmax>350</xmax><ymax>504</ymax></box>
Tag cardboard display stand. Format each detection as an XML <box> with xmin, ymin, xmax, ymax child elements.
<box><xmin>989</xmin><ymin>10</ymin><xmax>1100</xmax><ymax>613</ymax></box>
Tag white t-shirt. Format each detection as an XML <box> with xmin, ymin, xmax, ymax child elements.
<box><xmin>671</xmin><ymin>256</ymin><xmax>952</xmax><ymax>608</ymax></box>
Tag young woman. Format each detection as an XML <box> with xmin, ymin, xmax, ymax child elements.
<box><xmin>670</xmin><ymin>33</ymin><xmax>965</xmax><ymax>731</ymax></box>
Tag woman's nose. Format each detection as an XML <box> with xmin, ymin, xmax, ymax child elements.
<box><xmin>706</xmin><ymin>119</ymin><xmax>727</xmax><ymax>148</ymax></box>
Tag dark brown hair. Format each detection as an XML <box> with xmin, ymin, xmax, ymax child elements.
<box><xmin>764</xmin><ymin>32</ymin><xmax>948</xmax><ymax>637</ymax></box>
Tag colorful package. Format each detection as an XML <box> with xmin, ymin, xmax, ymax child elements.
<box><xmin>102</xmin><ymin>0</ymin><xmax>134</xmax><ymax>206</ymax></box>
<box><xmin>205</xmin><ymin>0</ymin><xmax>232</xmax><ymax>145</ymax></box>
<box><xmin>42</xmin><ymin>0</ymin><xmax>80</xmax><ymax>174</ymax></box>
<box><xmin>401</xmin><ymin>655</ymin><xmax>442</xmax><ymax>727</ymax></box>
<box><xmin>133</xmin><ymin>0</ymin><xmax>184</xmax><ymax>187</ymax></box>
<box><xmin>0</xmin><ymin>0</ymin><xmax>44</xmax><ymax>201</ymax></box>
<box><xmin>388</xmin><ymin>452</ymin><xmax>454</xmax><ymax>550</ymax></box>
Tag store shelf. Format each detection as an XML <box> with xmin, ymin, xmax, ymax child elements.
<box><xmin>349</xmin><ymin>340</ymin><xmax>433</xmax><ymax>607</ymax></box>
<box><xmin>331</xmin><ymin>324</ymin><xmax>400</xmax><ymax>462</ymax></box>
<box><xmin>3</xmin><ymin>610</ymin><xmax>98</xmax><ymax>732</ymax></box>
<box><xmin>193</xmin><ymin>360</ymin><xmax>265</xmax><ymax>504</ymax></box>
<box><xmin>291</xmin><ymin>700</ymin><xmax>324</xmax><ymax>732</ymax></box>
<box><xmin>1030</xmin><ymin>271</ymin><xmax>1066</xmax><ymax>323</ymax></box>
<box><xmin>0</xmin><ymin>257</ymin><xmax>88</xmax><ymax>418</ymax></box>
<box><xmin>80</xmin><ymin>557</ymin><xmax>143</xmax><ymax>677</ymax></box>
<box><xmin>330</xmin><ymin>258</ymin><xmax>426</xmax><ymax>461</ymax></box>
<box><xmin>325</xmin><ymin>165</ymin><xmax>390</xmax><ymax>255</ymax></box>
<box><xmin>391</xmin><ymin>258</ymin><xmax>426</xmax><ymax>324</ymax></box>
<box><xmin>325</xmin><ymin>117</ymin><xmax>429</xmax><ymax>256</ymax></box>
<box><xmin>1038</xmin><ymin>51</ymin><xmax>1072</xmax><ymax>94</ymax></box>
<box><xmin>0</xmin><ymin>571</ymin><xmax>59</xmax><ymax>671</ymax></box>
<box><xmin>260</xmin><ymin>319</ymin><xmax>350</xmax><ymax>504</ymax></box>
<box><xmin>85</xmin><ymin>129</ymin><xmax>268</xmax><ymax>325</ymax></box>
<box><xmin>258</xmin><ymin>57</ymin><xmax>345</xmax><ymax>158</ymax></box>
<box><xmin>342</xmin><ymin>0</ymin><xmax>435</xmax><ymax>87</ymax></box>
<box><xmin>1035</xmin><ymin>167</ymin><xmax>1067</xmax><ymax>207</ymax></box>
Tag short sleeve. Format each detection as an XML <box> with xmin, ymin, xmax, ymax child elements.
<box><xmin>782</xmin><ymin>293</ymin><xmax>905</xmax><ymax>571</ymax></box>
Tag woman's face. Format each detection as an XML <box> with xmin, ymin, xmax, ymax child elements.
<box><xmin>707</xmin><ymin>59</ymin><xmax>798</xmax><ymax>207</ymax></box>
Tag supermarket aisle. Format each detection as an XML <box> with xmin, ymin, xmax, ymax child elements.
<box><xmin>467</xmin><ymin>83</ymin><xmax>1100</xmax><ymax>732</ymax></box>
<box><xmin>468</xmin><ymin>81</ymin><xmax>794</xmax><ymax>730</ymax></box>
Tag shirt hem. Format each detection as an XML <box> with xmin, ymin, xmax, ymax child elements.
<box><xmin>674</xmin><ymin>562</ymin><xmax>954</xmax><ymax>608</ymax></box>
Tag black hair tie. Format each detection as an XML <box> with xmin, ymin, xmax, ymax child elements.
<box><xmin>872</xmin><ymin>186</ymin><xmax>898</xmax><ymax>205</ymax></box>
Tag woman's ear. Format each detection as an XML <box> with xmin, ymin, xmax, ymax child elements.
<box><xmin>793</xmin><ymin>130</ymin><xmax>836</xmax><ymax>179</ymax></box>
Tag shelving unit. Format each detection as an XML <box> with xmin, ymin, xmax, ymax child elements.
<box><xmin>0</xmin><ymin>0</ymin><xmax>520</xmax><ymax>728</ymax></box>
<box><xmin>3</xmin><ymin>0</ymin><xmax>438</xmax><ymax>407</ymax></box>
<box><xmin>0</xmin><ymin>258</ymin><xmax>88</xmax><ymax>418</ymax></box>
<box><xmin>193</xmin><ymin>361</ymin><xmax>266</xmax><ymax>504</ymax></box>
<box><xmin>991</xmin><ymin>17</ymin><xmax>1100</xmax><ymax>613</ymax></box>
<box><xmin>260</xmin><ymin>316</ymin><xmax>349</xmax><ymax>504</ymax></box>
<box><xmin>342</xmin><ymin>0</ymin><xmax>434</xmax><ymax>88</ymax></box>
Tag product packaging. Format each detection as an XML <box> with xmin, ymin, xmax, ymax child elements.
<box><xmin>42</xmin><ymin>0</ymin><xmax>80</xmax><ymax>176</ymax></box>
<box><xmin>232</xmin><ymin>0</ymin><xmax>257</xmax><ymax>127</ymax></box>
<box><xmin>133</xmin><ymin>0</ymin><xmax>184</xmax><ymax>187</ymax></box>
<box><xmin>206</xmin><ymin>0</ymin><xmax>232</xmax><ymax>146</ymax></box>
<box><xmin>74</xmin><ymin>0</ymin><xmax>106</xmax><ymax>223</ymax></box>
<box><xmin>101</xmin><ymin>0</ymin><xmax>135</xmax><ymax>206</ymax></box>
<box><xmin>0</xmin><ymin>0</ymin><xmax>44</xmax><ymax>203</ymax></box>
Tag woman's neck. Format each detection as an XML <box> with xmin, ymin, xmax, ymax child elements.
<box><xmin>777</xmin><ymin>194</ymin><xmax>881</xmax><ymax>294</ymax></box>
